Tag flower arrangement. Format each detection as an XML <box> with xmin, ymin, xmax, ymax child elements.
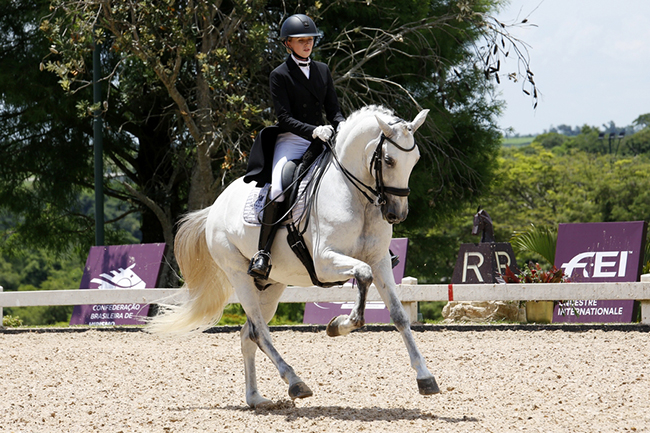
<box><xmin>502</xmin><ymin>262</ymin><xmax>570</xmax><ymax>284</ymax></box>
<box><xmin>501</xmin><ymin>262</ymin><xmax>572</xmax><ymax>323</ymax></box>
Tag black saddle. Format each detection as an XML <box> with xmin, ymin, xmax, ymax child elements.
<box><xmin>279</xmin><ymin>138</ymin><xmax>326</xmax><ymax>209</ymax></box>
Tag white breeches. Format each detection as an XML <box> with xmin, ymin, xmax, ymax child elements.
<box><xmin>270</xmin><ymin>132</ymin><xmax>311</xmax><ymax>202</ymax></box>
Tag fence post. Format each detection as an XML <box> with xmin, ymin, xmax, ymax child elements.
<box><xmin>400</xmin><ymin>277</ymin><xmax>418</xmax><ymax>323</ymax></box>
<box><xmin>639</xmin><ymin>275</ymin><xmax>650</xmax><ymax>325</ymax></box>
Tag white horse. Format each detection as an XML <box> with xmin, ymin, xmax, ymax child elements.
<box><xmin>147</xmin><ymin>105</ymin><xmax>440</xmax><ymax>408</ymax></box>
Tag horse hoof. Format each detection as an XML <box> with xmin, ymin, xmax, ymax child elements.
<box><xmin>326</xmin><ymin>315</ymin><xmax>361</xmax><ymax>337</ymax></box>
<box><xmin>253</xmin><ymin>399</ymin><xmax>275</xmax><ymax>410</ymax></box>
<box><xmin>289</xmin><ymin>381</ymin><xmax>313</xmax><ymax>400</ymax></box>
<box><xmin>417</xmin><ymin>377</ymin><xmax>441</xmax><ymax>395</ymax></box>
<box><xmin>247</xmin><ymin>391</ymin><xmax>274</xmax><ymax>409</ymax></box>
<box><xmin>326</xmin><ymin>316</ymin><xmax>343</xmax><ymax>337</ymax></box>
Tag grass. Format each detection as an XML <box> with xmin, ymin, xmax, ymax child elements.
<box><xmin>502</xmin><ymin>135</ymin><xmax>535</xmax><ymax>147</ymax></box>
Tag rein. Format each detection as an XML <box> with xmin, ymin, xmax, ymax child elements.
<box><xmin>326</xmin><ymin>127</ymin><xmax>417</xmax><ymax>208</ymax></box>
<box><xmin>280</xmin><ymin>121</ymin><xmax>417</xmax><ymax>287</ymax></box>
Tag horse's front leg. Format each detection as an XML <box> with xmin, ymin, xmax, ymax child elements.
<box><xmin>315</xmin><ymin>253</ymin><xmax>373</xmax><ymax>337</ymax></box>
<box><xmin>373</xmin><ymin>255</ymin><xmax>441</xmax><ymax>396</ymax></box>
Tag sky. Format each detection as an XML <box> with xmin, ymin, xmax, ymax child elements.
<box><xmin>494</xmin><ymin>0</ymin><xmax>650</xmax><ymax>136</ymax></box>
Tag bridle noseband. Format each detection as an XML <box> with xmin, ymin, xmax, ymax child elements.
<box><xmin>328</xmin><ymin>123</ymin><xmax>418</xmax><ymax>209</ymax></box>
<box><xmin>370</xmin><ymin>133</ymin><xmax>415</xmax><ymax>204</ymax></box>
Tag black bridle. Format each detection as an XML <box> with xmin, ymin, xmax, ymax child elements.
<box><xmin>327</xmin><ymin>128</ymin><xmax>417</xmax><ymax>209</ymax></box>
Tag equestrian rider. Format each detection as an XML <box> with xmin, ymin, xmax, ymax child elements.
<box><xmin>244</xmin><ymin>14</ymin><xmax>345</xmax><ymax>280</ymax></box>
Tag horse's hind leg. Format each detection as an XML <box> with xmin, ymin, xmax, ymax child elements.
<box><xmin>236</xmin><ymin>279</ymin><xmax>313</xmax><ymax>407</ymax></box>
<box><xmin>326</xmin><ymin>262</ymin><xmax>372</xmax><ymax>337</ymax></box>
<box><xmin>241</xmin><ymin>320</ymin><xmax>271</xmax><ymax>408</ymax></box>
<box><xmin>241</xmin><ymin>305</ymin><xmax>277</xmax><ymax>409</ymax></box>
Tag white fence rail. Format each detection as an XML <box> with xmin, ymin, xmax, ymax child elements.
<box><xmin>2</xmin><ymin>276</ymin><xmax>650</xmax><ymax>325</ymax></box>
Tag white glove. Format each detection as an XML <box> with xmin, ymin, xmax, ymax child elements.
<box><xmin>312</xmin><ymin>125</ymin><xmax>334</xmax><ymax>141</ymax></box>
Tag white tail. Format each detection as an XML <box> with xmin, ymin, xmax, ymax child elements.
<box><xmin>146</xmin><ymin>207</ymin><xmax>234</xmax><ymax>336</ymax></box>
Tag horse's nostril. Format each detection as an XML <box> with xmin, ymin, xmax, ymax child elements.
<box><xmin>386</xmin><ymin>213</ymin><xmax>398</xmax><ymax>223</ymax></box>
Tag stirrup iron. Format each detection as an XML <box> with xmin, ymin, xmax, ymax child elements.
<box><xmin>248</xmin><ymin>250</ymin><xmax>272</xmax><ymax>280</ymax></box>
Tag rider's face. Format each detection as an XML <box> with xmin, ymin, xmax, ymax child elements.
<box><xmin>286</xmin><ymin>37</ymin><xmax>314</xmax><ymax>58</ymax></box>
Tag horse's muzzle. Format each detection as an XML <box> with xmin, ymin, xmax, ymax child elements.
<box><xmin>382</xmin><ymin>200</ymin><xmax>408</xmax><ymax>224</ymax></box>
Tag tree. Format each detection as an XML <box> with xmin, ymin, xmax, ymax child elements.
<box><xmin>633</xmin><ymin>113</ymin><xmax>650</xmax><ymax>130</ymax></box>
<box><xmin>1</xmin><ymin>0</ymin><xmax>184</xmax><ymax>266</ymax></box>
<box><xmin>2</xmin><ymin>0</ymin><xmax>538</xmax><ymax>285</ymax></box>
<box><xmin>531</xmin><ymin>132</ymin><xmax>567</xmax><ymax>150</ymax></box>
<box><xmin>0</xmin><ymin>248</ymin><xmax>84</xmax><ymax>325</ymax></box>
<box><xmin>625</xmin><ymin>127</ymin><xmax>650</xmax><ymax>156</ymax></box>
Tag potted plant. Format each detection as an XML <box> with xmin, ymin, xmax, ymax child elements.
<box><xmin>504</xmin><ymin>224</ymin><xmax>570</xmax><ymax>323</ymax></box>
<box><xmin>502</xmin><ymin>262</ymin><xmax>570</xmax><ymax>323</ymax></box>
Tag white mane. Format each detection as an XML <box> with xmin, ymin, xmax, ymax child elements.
<box><xmin>337</xmin><ymin>105</ymin><xmax>399</xmax><ymax>139</ymax></box>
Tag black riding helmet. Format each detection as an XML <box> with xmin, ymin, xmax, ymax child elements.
<box><xmin>279</xmin><ymin>14</ymin><xmax>320</xmax><ymax>41</ymax></box>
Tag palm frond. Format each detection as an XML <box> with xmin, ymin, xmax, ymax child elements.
<box><xmin>511</xmin><ymin>225</ymin><xmax>557</xmax><ymax>266</ymax></box>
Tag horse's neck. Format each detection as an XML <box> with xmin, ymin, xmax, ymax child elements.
<box><xmin>334</xmin><ymin>127</ymin><xmax>376</xmax><ymax>184</ymax></box>
<box><xmin>481</xmin><ymin>223</ymin><xmax>495</xmax><ymax>242</ymax></box>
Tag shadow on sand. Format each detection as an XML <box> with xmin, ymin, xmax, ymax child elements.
<box><xmin>174</xmin><ymin>401</ymin><xmax>478</xmax><ymax>424</ymax></box>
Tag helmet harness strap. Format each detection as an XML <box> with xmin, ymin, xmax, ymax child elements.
<box><xmin>284</xmin><ymin>41</ymin><xmax>310</xmax><ymax>62</ymax></box>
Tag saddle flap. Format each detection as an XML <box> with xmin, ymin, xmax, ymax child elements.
<box><xmin>281</xmin><ymin>159</ymin><xmax>300</xmax><ymax>200</ymax></box>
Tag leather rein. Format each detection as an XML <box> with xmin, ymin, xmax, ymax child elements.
<box><xmin>327</xmin><ymin>126</ymin><xmax>417</xmax><ymax>208</ymax></box>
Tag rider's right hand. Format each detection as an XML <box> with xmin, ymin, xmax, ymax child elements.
<box><xmin>312</xmin><ymin>125</ymin><xmax>334</xmax><ymax>141</ymax></box>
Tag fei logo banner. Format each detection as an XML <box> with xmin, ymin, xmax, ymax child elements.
<box><xmin>69</xmin><ymin>243</ymin><xmax>167</xmax><ymax>326</ymax></box>
<box><xmin>554</xmin><ymin>221</ymin><xmax>647</xmax><ymax>323</ymax></box>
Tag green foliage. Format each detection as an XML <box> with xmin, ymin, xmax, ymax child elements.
<box><xmin>1</xmin><ymin>249</ymin><xmax>84</xmax><ymax>326</ymax></box>
<box><xmin>2</xmin><ymin>315</ymin><xmax>23</xmax><ymax>327</ymax></box>
<box><xmin>488</xmin><ymin>142</ymin><xmax>650</xmax><ymax>265</ymax></box>
<box><xmin>0</xmin><ymin>0</ymin><xmax>163</xmax><ymax>258</ymax></box>
<box><xmin>269</xmin><ymin>303</ymin><xmax>305</xmax><ymax>326</ymax></box>
<box><xmin>217</xmin><ymin>304</ymin><xmax>247</xmax><ymax>326</ymax></box>
<box><xmin>633</xmin><ymin>113</ymin><xmax>650</xmax><ymax>130</ymax></box>
<box><xmin>511</xmin><ymin>225</ymin><xmax>558</xmax><ymax>267</ymax></box>
<box><xmin>502</xmin><ymin>136</ymin><xmax>535</xmax><ymax>147</ymax></box>
<box><xmin>410</xmin><ymin>123</ymin><xmax>650</xmax><ymax>284</ymax></box>
<box><xmin>625</xmin><ymin>127</ymin><xmax>650</xmax><ymax>156</ymax></box>
<box><xmin>419</xmin><ymin>301</ymin><xmax>446</xmax><ymax>323</ymax></box>
<box><xmin>531</xmin><ymin>132</ymin><xmax>567</xmax><ymax>150</ymax></box>
<box><xmin>216</xmin><ymin>302</ymin><xmax>305</xmax><ymax>326</ymax></box>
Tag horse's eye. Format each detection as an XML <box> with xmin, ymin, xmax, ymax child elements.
<box><xmin>384</xmin><ymin>156</ymin><xmax>395</xmax><ymax>167</ymax></box>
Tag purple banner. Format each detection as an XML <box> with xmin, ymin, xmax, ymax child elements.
<box><xmin>553</xmin><ymin>221</ymin><xmax>646</xmax><ymax>323</ymax></box>
<box><xmin>70</xmin><ymin>243</ymin><xmax>167</xmax><ymax>326</ymax></box>
<box><xmin>303</xmin><ymin>238</ymin><xmax>409</xmax><ymax>325</ymax></box>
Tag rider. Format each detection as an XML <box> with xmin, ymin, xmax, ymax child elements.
<box><xmin>244</xmin><ymin>13</ymin><xmax>345</xmax><ymax>280</ymax></box>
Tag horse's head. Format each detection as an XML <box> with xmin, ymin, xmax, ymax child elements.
<box><xmin>471</xmin><ymin>208</ymin><xmax>484</xmax><ymax>236</ymax></box>
<box><xmin>371</xmin><ymin>109</ymin><xmax>428</xmax><ymax>224</ymax></box>
<box><xmin>472</xmin><ymin>208</ymin><xmax>495</xmax><ymax>242</ymax></box>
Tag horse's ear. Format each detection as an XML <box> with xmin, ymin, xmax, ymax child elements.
<box><xmin>410</xmin><ymin>109</ymin><xmax>429</xmax><ymax>133</ymax></box>
<box><xmin>376</xmin><ymin>115</ymin><xmax>394</xmax><ymax>138</ymax></box>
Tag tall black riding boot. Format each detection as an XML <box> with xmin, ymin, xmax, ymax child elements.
<box><xmin>248</xmin><ymin>200</ymin><xmax>283</xmax><ymax>281</ymax></box>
